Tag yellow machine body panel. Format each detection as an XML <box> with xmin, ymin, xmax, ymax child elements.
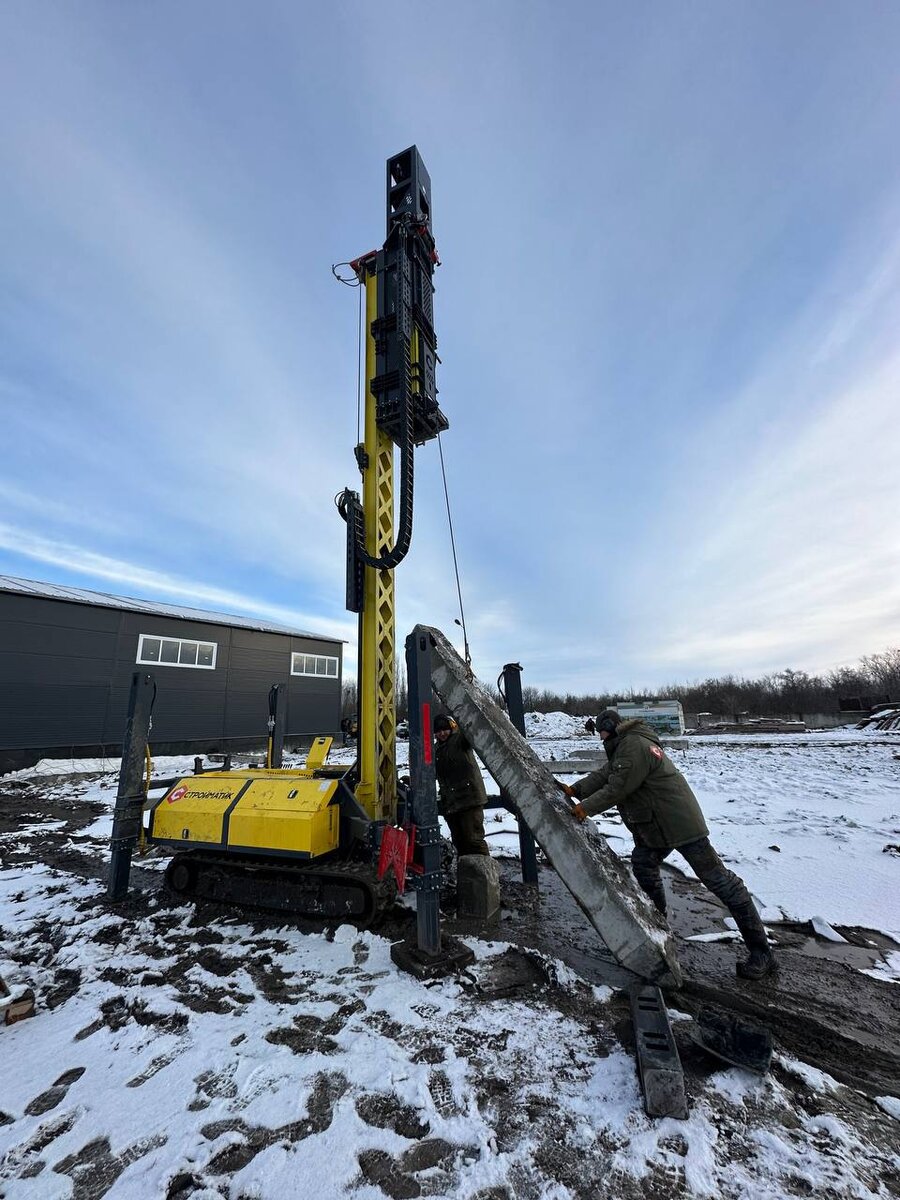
<box><xmin>148</xmin><ymin>771</ymin><xmax>341</xmax><ymax>859</ymax></box>
<box><xmin>305</xmin><ymin>736</ymin><xmax>334</xmax><ymax>771</ymax></box>
<box><xmin>148</xmin><ymin>778</ymin><xmax>242</xmax><ymax>845</ymax></box>
<box><xmin>227</xmin><ymin>776</ymin><xmax>340</xmax><ymax>857</ymax></box>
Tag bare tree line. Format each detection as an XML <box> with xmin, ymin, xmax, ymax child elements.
<box><xmin>340</xmin><ymin>669</ymin><xmax>409</xmax><ymax>721</ymax></box>
<box><xmin>342</xmin><ymin>647</ymin><xmax>900</xmax><ymax>722</ymax></box>
<box><xmin>519</xmin><ymin>647</ymin><xmax>900</xmax><ymax>720</ymax></box>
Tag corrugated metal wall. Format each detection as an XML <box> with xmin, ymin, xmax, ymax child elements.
<box><xmin>0</xmin><ymin>593</ymin><xmax>342</xmax><ymax>754</ymax></box>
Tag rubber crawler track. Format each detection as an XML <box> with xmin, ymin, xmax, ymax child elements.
<box><xmin>164</xmin><ymin>850</ymin><xmax>396</xmax><ymax>929</ymax></box>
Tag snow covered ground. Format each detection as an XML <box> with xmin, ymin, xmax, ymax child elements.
<box><xmin>1</xmin><ymin>724</ymin><xmax>899</xmax><ymax>1199</ymax></box>
<box><xmin>513</xmin><ymin>725</ymin><xmax>900</xmax><ymax>945</ymax></box>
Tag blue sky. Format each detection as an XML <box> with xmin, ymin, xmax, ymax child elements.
<box><xmin>2</xmin><ymin>2</ymin><xmax>899</xmax><ymax>692</ymax></box>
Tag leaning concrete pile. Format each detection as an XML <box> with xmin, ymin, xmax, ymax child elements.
<box><xmin>421</xmin><ymin>625</ymin><xmax>681</xmax><ymax>987</ymax></box>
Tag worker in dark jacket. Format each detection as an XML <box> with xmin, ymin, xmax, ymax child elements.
<box><xmin>433</xmin><ymin>715</ymin><xmax>490</xmax><ymax>857</ymax></box>
<box><xmin>563</xmin><ymin>710</ymin><xmax>776</xmax><ymax>980</ymax></box>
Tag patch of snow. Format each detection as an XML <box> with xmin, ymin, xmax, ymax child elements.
<box><xmin>860</xmin><ymin>949</ymin><xmax>900</xmax><ymax>985</ymax></box>
<box><xmin>811</xmin><ymin>916</ymin><xmax>849</xmax><ymax>943</ymax></box>
<box><xmin>775</xmin><ymin>1055</ymin><xmax>841</xmax><ymax>1093</ymax></box>
<box><xmin>552</xmin><ymin>732</ymin><xmax>900</xmax><ymax>939</ymax></box>
<box><xmin>708</xmin><ymin>1068</ymin><xmax>768</xmax><ymax>1105</ymax></box>
<box><xmin>685</xmin><ymin>930</ymin><xmax>742</xmax><ymax>943</ymax></box>
<box><xmin>523</xmin><ymin>710</ymin><xmax>591</xmax><ymax>739</ymax></box>
<box><xmin>3</xmin><ymin>756</ymin><xmax>900</xmax><ymax>1197</ymax></box>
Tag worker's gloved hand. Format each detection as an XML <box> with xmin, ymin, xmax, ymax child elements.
<box><xmin>570</xmin><ymin>802</ymin><xmax>587</xmax><ymax>823</ymax></box>
<box><xmin>560</xmin><ymin>783</ymin><xmax>576</xmax><ymax>798</ymax></box>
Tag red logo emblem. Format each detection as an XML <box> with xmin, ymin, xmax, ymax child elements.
<box><xmin>649</xmin><ymin>746</ymin><xmax>663</xmax><ymax>760</ymax></box>
<box><xmin>167</xmin><ymin>786</ymin><xmax>188</xmax><ymax>804</ymax></box>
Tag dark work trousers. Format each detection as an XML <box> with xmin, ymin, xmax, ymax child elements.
<box><xmin>631</xmin><ymin>836</ymin><xmax>755</xmax><ymax>918</ymax></box>
<box><xmin>444</xmin><ymin>807</ymin><xmax>490</xmax><ymax>857</ymax></box>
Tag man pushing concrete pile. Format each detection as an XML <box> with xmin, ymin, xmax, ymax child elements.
<box><xmin>562</xmin><ymin>709</ymin><xmax>776</xmax><ymax>980</ymax></box>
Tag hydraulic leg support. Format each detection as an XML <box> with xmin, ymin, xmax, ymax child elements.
<box><xmin>407</xmin><ymin>629</ymin><xmax>441</xmax><ymax>955</ymax></box>
<box><xmin>266</xmin><ymin>684</ymin><xmax>284</xmax><ymax>769</ymax></box>
<box><xmin>107</xmin><ymin>672</ymin><xmax>155</xmax><ymax>901</ymax></box>
<box><xmin>390</xmin><ymin>629</ymin><xmax>474</xmax><ymax>979</ymax></box>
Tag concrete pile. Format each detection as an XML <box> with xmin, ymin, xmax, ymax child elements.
<box><xmin>692</xmin><ymin>718</ymin><xmax>807</xmax><ymax>734</ymax></box>
<box><xmin>421</xmin><ymin>625</ymin><xmax>681</xmax><ymax>987</ymax></box>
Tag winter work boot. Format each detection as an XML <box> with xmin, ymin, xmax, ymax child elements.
<box><xmin>634</xmin><ymin>876</ymin><xmax>667</xmax><ymax>916</ymax></box>
<box><xmin>736</xmin><ymin>942</ymin><xmax>777</xmax><ymax>980</ymax></box>
<box><xmin>731</xmin><ymin>904</ymin><xmax>777</xmax><ymax>981</ymax></box>
<box><xmin>631</xmin><ymin>852</ymin><xmax>667</xmax><ymax>916</ymax></box>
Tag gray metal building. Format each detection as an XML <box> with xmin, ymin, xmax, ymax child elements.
<box><xmin>0</xmin><ymin>576</ymin><xmax>344</xmax><ymax>772</ymax></box>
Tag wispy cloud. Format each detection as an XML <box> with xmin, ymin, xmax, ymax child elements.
<box><xmin>608</xmin><ymin>238</ymin><xmax>900</xmax><ymax>684</ymax></box>
<box><xmin>1</xmin><ymin>3</ymin><xmax>899</xmax><ymax>694</ymax></box>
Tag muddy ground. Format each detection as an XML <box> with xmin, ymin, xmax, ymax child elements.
<box><xmin>1</xmin><ymin>775</ymin><xmax>899</xmax><ymax>1199</ymax></box>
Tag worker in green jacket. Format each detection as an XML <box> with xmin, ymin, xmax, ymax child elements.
<box><xmin>562</xmin><ymin>709</ymin><xmax>776</xmax><ymax>981</ymax></box>
<box><xmin>433</xmin><ymin>715</ymin><xmax>490</xmax><ymax>857</ymax></box>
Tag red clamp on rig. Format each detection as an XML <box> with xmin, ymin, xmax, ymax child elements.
<box><xmin>378</xmin><ymin>825</ymin><xmax>414</xmax><ymax>893</ymax></box>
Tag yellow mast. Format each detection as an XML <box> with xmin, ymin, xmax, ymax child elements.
<box><xmin>357</xmin><ymin>263</ymin><xmax>396</xmax><ymax>822</ymax></box>
<box><xmin>341</xmin><ymin>147</ymin><xmax>445</xmax><ymax>828</ymax></box>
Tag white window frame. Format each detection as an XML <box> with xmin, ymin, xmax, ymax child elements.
<box><xmin>291</xmin><ymin>652</ymin><xmax>339</xmax><ymax>679</ymax></box>
<box><xmin>137</xmin><ymin>633</ymin><xmax>218</xmax><ymax>670</ymax></box>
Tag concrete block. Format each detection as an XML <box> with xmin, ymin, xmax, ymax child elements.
<box><xmin>421</xmin><ymin>626</ymin><xmax>681</xmax><ymax>987</ymax></box>
<box><xmin>1</xmin><ymin>976</ymin><xmax>36</xmax><ymax>1026</ymax></box>
<box><xmin>457</xmin><ymin>854</ymin><xmax>500</xmax><ymax>922</ymax></box>
<box><xmin>548</xmin><ymin>758</ymin><xmax>604</xmax><ymax>774</ymax></box>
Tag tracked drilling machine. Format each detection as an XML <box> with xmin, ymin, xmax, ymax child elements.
<box><xmin>108</xmin><ymin>147</ymin><xmax>680</xmax><ymax>999</ymax></box>
<box><xmin>108</xmin><ymin>147</ymin><xmax>455</xmax><ymax>941</ymax></box>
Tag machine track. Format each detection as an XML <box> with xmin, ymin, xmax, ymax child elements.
<box><xmin>164</xmin><ymin>851</ymin><xmax>396</xmax><ymax>929</ymax></box>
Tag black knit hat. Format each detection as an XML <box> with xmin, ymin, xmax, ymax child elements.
<box><xmin>433</xmin><ymin>714</ymin><xmax>453</xmax><ymax>732</ymax></box>
<box><xmin>595</xmin><ymin>709</ymin><xmax>621</xmax><ymax>736</ymax></box>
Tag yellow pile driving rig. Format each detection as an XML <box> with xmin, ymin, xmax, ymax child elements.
<box><xmin>107</xmin><ymin>147</ymin><xmax>454</xmax><ymax>941</ymax></box>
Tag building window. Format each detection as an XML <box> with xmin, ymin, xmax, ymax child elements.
<box><xmin>137</xmin><ymin>634</ymin><xmax>217</xmax><ymax>669</ymax></box>
<box><xmin>291</xmin><ymin>652</ymin><xmax>339</xmax><ymax>678</ymax></box>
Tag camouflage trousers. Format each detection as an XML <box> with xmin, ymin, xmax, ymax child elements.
<box><xmin>444</xmin><ymin>807</ymin><xmax>490</xmax><ymax>857</ymax></box>
<box><xmin>631</xmin><ymin>836</ymin><xmax>754</xmax><ymax>918</ymax></box>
